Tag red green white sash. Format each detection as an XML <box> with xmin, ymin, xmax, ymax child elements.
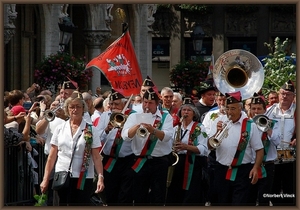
<box><xmin>182</xmin><ymin>122</ymin><xmax>199</xmax><ymax>190</ymax></box>
<box><xmin>131</xmin><ymin>111</ymin><xmax>168</xmax><ymax>173</ymax></box>
<box><xmin>225</xmin><ymin>118</ymin><xmax>251</xmax><ymax>181</ymax></box>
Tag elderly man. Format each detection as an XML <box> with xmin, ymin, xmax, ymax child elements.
<box><xmin>121</xmin><ymin>87</ymin><xmax>173</xmax><ymax>205</ymax></box>
<box><xmin>265</xmin><ymin>80</ymin><xmax>296</xmax><ymax>206</ymax></box>
<box><xmin>208</xmin><ymin>91</ymin><xmax>263</xmax><ymax>205</ymax></box>
<box><xmin>96</xmin><ymin>89</ymin><xmax>135</xmax><ymax>205</ymax></box>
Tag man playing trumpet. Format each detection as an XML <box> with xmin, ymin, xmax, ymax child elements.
<box><xmin>96</xmin><ymin>89</ymin><xmax>136</xmax><ymax>205</ymax></box>
<box><xmin>121</xmin><ymin>88</ymin><xmax>173</xmax><ymax>206</ymax></box>
<box><xmin>207</xmin><ymin>91</ymin><xmax>264</xmax><ymax>205</ymax></box>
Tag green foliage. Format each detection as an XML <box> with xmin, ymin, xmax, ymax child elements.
<box><xmin>34</xmin><ymin>52</ymin><xmax>93</xmax><ymax>92</ymax></box>
<box><xmin>262</xmin><ymin>37</ymin><xmax>296</xmax><ymax>94</ymax></box>
<box><xmin>169</xmin><ymin>58</ymin><xmax>209</xmax><ymax>90</ymax></box>
<box><xmin>34</xmin><ymin>193</ymin><xmax>47</xmax><ymax>206</ymax></box>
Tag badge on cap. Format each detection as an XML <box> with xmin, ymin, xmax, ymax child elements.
<box><xmin>144</xmin><ymin>87</ymin><xmax>159</xmax><ymax>101</ymax></box>
<box><xmin>109</xmin><ymin>89</ymin><xmax>125</xmax><ymax>101</ymax></box>
<box><xmin>225</xmin><ymin>91</ymin><xmax>242</xmax><ymax>104</ymax></box>
<box><xmin>251</xmin><ymin>92</ymin><xmax>265</xmax><ymax>104</ymax></box>
<box><xmin>142</xmin><ymin>78</ymin><xmax>154</xmax><ymax>87</ymax></box>
<box><xmin>62</xmin><ymin>81</ymin><xmax>77</xmax><ymax>90</ymax></box>
<box><xmin>182</xmin><ymin>97</ymin><xmax>195</xmax><ymax>106</ymax></box>
<box><xmin>281</xmin><ymin>80</ymin><xmax>295</xmax><ymax>93</ymax></box>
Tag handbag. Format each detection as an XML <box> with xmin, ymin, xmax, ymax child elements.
<box><xmin>52</xmin><ymin>133</ymin><xmax>82</xmax><ymax>191</ymax></box>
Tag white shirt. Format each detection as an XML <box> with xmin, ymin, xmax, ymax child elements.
<box><xmin>121</xmin><ymin>109</ymin><xmax>174</xmax><ymax>157</ymax></box>
<box><xmin>50</xmin><ymin>119</ymin><xmax>101</xmax><ymax>178</ymax></box>
<box><xmin>265</xmin><ymin>103</ymin><xmax>296</xmax><ymax>149</ymax></box>
<box><xmin>131</xmin><ymin>103</ymin><xmax>143</xmax><ymax>113</ymax></box>
<box><xmin>97</xmin><ymin>111</ymin><xmax>133</xmax><ymax>157</ymax></box>
<box><xmin>83</xmin><ymin>112</ymin><xmax>92</xmax><ymax>124</ymax></box>
<box><xmin>173</xmin><ymin>121</ymin><xmax>209</xmax><ymax>156</ymax></box>
<box><xmin>210</xmin><ymin>112</ymin><xmax>263</xmax><ymax>166</ymax></box>
<box><xmin>202</xmin><ymin>108</ymin><xmax>225</xmax><ymax>137</ymax></box>
<box><xmin>91</xmin><ymin>109</ymin><xmax>103</xmax><ymax>123</ymax></box>
<box><xmin>36</xmin><ymin>117</ymin><xmax>65</xmax><ymax>155</ymax></box>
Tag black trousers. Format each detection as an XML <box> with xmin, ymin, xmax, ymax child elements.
<box><xmin>214</xmin><ymin>163</ymin><xmax>253</xmax><ymax>206</ymax></box>
<box><xmin>133</xmin><ymin>155</ymin><xmax>169</xmax><ymax>206</ymax></box>
<box><xmin>56</xmin><ymin>178</ymin><xmax>94</xmax><ymax>206</ymax></box>
<box><xmin>165</xmin><ymin>155</ymin><xmax>204</xmax><ymax>206</ymax></box>
<box><xmin>102</xmin><ymin>154</ymin><xmax>135</xmax><ymax>205</ymax></box>
<box><xmin>271</xmin><ymin>161</ymin><xmax>296</xmax><ymax>206</ymax></box>
<box><xmin>248</xmin><ymin>162</ymin><xmax>275</xmax><ymax>206</ymax></box>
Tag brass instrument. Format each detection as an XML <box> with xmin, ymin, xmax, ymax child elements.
<box><xmin>213</xmin><ymin>49</ymin><xmax>264</xmax><ymax>100</ymax></box>
<box><xmin>109</xmin><ymin>94</ymin><xmax>133</xmax><ymax>129</ymax></box>
<box><xmin>166</xmin><ymin>115</ymin><xmax>186</xmax><ymax>188</ymax></box>
<box><xmin>136</xmin><ymin>108</ymin><xmax>150</xmax><ymax>137</ymax></box>
<box><xmin>253</xmin><ymin>114</ymin><xmax>272</xmax><ymax>132</ymax></box>
<box><xmin>208</xmin><ymin>116</ymin><xmax>232</xmax><ymax>149</ymax></box>
<box><xmin>109</xmin><ymin>112</ymin><xmax>126</xmax><ymax>128</ymax></box>
<box><xmin>44</xmin><ymin>103</ymin><xmax>64</xmax><ymax>122</ymax></box>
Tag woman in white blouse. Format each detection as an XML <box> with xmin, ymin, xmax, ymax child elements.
<box><xmin>40</xmin><ymin>94</ymin><xmax>104</xmax><ymax>206</ymax></box>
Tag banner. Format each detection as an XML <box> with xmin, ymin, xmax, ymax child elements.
<box><xmin>85</xmin><ymin>30</ymin><xmax>143</xmax><ymax>97</ymax></box>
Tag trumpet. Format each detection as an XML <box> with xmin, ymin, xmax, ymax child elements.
<box><xmin>208</xmin><ymin>116</ymin><xmax>232</xmax><ymax>149</ymax></box>
<box><xmin>137</xmin><ymin>125</ymin><xmax>149</xmax><ymax>137</ymax></box>
<box><xmin>136</xmin><ymin>108</ymin><xmax>150</xmax><ymax>137</ymax></box>
<box><xmin>44</xmin><ymin>103</ymin><xmax>64</xmax><ymax>122</ymax></box>
<box><xmin>253</xmin><ymin>114</ymin><xmax>272</xmax><ymax>132</ymax></box>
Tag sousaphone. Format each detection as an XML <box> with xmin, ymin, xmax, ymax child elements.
<box><xmin>213</xmin><ymin>49</ymin><xmax>264</xmax><ymax>100</ymax></box>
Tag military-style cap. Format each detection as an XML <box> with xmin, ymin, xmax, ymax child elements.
<box><xmin>62</xmin><ymin>81</ymin><xmax>77</xmax><ymax>90</ymax></box>
<box><xmin>251</xmin><ymin>92</ymin><xmax>265</xmax><ymax>105</ymax></box>
<box><xmin>182</xmin><ymin>97</ymin><xmax>195</xmax><ymax>106</ymax></box>
<box><xmin>109</xmin><ymin>89</ymin><xmax>125</xmax><ymax>101</ymax></box>
<box><xmin>281</xmin><ymin>80</ymin><xmax>295</xmax><ymax>93</ymax></box>
<box><xmin>71</xmin><ymin>90</ymin><xmax>83</xmax><ymax>100</ymax></box>
<box><xmin>143</xmin><ymin>87</ymin><xmax>159</xmax><ymax>101</ymax></box>
<box><xmin>142</xmin><ymin>77</ymin><xmax>154</xmax><ymax>87</ymax></box>
<box><xmin>215</xmin><ymin>91</ymin><xmax>225</xmax><ymax>96</ymax></box>
<box><xmin>225</xmin><ymin>91</ymin><xmax>242</xmax><ymax>104</ymax></box>
<box><xmin>198</xmin><ymin>80</ymin><xmax>215</xmax><ymax>95</ymax></box>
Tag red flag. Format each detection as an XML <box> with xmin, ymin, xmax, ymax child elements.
<box><xmin>85</xmin><ymin>30</ymin><xmax>143</xmax><ymax>97</ymax></box>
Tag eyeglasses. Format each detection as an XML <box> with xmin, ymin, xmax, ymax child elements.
<box><xmin>279</xmin><ymin>92</ymin><xmax>294</xmax><ymax>97</ymax></box>
<box><xmin>68</xmin><ymin>105</ymin><xmax>83</xmax><ymax>110</ymax></box>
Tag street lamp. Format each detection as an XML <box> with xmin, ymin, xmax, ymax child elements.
<box><xmin>191</xmin><ymin>24</ymin><xmax>205</xmax><ymax>54</ymax></box>
<box><xmin>58</xmin><ymin>16</ymin><xmax>77</xmax><ymax>52</ymax></box>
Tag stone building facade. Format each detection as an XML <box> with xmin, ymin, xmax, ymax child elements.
<box><xmin>4</xmin><ymin>4</ymin><xmax>296</xmax><ymax>93</ymax></box>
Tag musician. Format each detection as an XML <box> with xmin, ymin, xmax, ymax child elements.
<box><xmin>131</xmin><ymin>78</ymin><xmax>155</xmax><ymax>113</ymax></box>
<box><xmin>201</xmin><ymin>91</ymin><xmax>226</xmax><ymax>206</ymax></box>
<box><xmin>195</xmin><ymin>80</ymin><xmax>217</xmax><ymax>122</ymax></box>
<box><xmin>165</xmin><ymin>98</ymin><xmax>208</xmax><ymax>206</ymax></box>
<box><xmin>121</xmin><ymin>87</ymin><xmax>173</xmax><ymax>205</ymax></box>
<box><xmin>91</xmin><ymin>97</ymin><xmax>104</xmax><ymax>127</ymax></box>
<box><xmin>96</xmin><ymin>89</ymin><xmax>136</xmax><ymax>205</ymax></box>
<box><xmin>265</xmin><ymin>80</ymin><xmax>296</xmax><ymax>206</ymax></box>
<box><xmin>247</xmin><ymin>93</ymin><xmax>280</xmax><ymax>206</ymax></box>
<box><xmin>208</xmin><ymin>91</ymin><xmax>264</xmax><ymax>205</ymax></box>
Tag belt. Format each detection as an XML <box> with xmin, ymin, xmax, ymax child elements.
<box><xmin>102</xmin><ymin>153</ymin><xmax>134</xmax><ymax>159</ymax></box>
<box><xmin>262</xmin><ymin>160</ymin><xmax>275</xmax><ymax>166</ymax></box>
<box><xmin>135</xmin><ymin>154</ymin><xmax>168</xmax><ymax>160</ymax></box>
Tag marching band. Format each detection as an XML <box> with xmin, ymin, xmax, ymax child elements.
<box><xmin>4</xmin><ymin>50</ymin><xmax>296</xmax><ymax>206</ymax></box>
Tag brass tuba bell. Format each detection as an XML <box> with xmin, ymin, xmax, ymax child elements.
<box><xmin>213</xmin><ymin>49</ymin><xmax>264</xmax><ymax>100</ymax></box>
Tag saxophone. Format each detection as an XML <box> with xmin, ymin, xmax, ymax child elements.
<box><xmin>166</xmin><ymin>115</ymin><xmax>187</xmax><ymax>188</ymax></box>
